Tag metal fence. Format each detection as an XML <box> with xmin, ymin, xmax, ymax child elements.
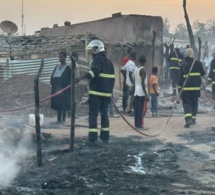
<box><xmin>0</xmin><ymin>57</ymin><xmax>89</xmax><ymax>84</ymax></box>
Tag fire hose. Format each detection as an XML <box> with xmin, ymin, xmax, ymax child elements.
<box><xmin>0</xmin><ymin>84</ymin><xmax>72</xmax><ymax>112</ymax></box>
<box><xmin>113</xmin><ymin>59</ymin><xmax>197</xmax><ymax>137</ymax></box>
<box><xmin>1</xmin><ymin>59</ymin><xmax>213</xmax><ymax>138</ymax></box>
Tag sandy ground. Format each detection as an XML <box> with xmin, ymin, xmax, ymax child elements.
<box><xmin>0</xmin><ymin>105</ymin><xmax>214</xmax><ymax>194</ymax></box>
<box><xmin>42</xmin><ymin>110</ymin><xmax>215</xmax><ymax>144</ymax></box>
<box><xmin>1</xmin><ymin>74</ymin><xmax>215</xmax><ymax>194</ymax></box>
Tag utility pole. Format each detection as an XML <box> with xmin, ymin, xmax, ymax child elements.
<box><xmin>21</xmin><ymin>0</ymin><xmax>24</xmax><ymax>35</ymax></box>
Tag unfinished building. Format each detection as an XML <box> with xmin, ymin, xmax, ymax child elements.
<box><xmin>37</xmin><ymin>13</ymin><xmax>164</xmax><ymax>90</ymax></box>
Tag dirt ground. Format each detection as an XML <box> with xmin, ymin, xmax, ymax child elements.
<box><xmin>0</xmin><ymin>75</ymin><xmax>215</xmax><ymax>195</ymax></box>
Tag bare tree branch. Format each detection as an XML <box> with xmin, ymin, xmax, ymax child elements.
<box><xmin>183</xmin><ymin>0</ymin><xmax>198</xmax><ymax>58</ymax></box>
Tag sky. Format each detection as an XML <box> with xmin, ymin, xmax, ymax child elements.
<box><xmin>0</xmin><ymin>0</ymin><xmax>214</xmax><ymax>35</ymax></box>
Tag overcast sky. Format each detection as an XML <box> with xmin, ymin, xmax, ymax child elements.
<box><xmin>0</xmin><ymin>0</ymin><xmax>214</xmax><ymax>35</ymax></box>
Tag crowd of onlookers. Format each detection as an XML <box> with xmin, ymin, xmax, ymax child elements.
<box><xmin>119</xmin><ymin>41</ymin><xmax>215</xmax><ymax>129</ymax></box>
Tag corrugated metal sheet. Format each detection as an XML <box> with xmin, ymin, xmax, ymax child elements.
<box><xmin>0</xmin><ymin>57</ymin><xmax>89</xmax><ymax>84</ymax></box>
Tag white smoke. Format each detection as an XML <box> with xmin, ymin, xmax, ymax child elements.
<box><xmin>0</xmin><ymin>154</ymin><xmax>20</xmax><ymax>186</ymax></box>
<box><xmin>0</xmin><ymin>125</ymin><xmax>33</xmax><ymax>188</ymax></box>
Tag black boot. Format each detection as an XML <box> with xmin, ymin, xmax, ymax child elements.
<box><xmin>192</xmin><ymin>119</ymin><xmax>196</xmax><ymax>125</ymax></box>
<box><xmin>88</xmin><ymin>132</ymin><xmax>98</xmax><ymax>143</ymax></box>
<box><xmin>184</xmin><ymin>118</ymin><xmax>192</xmax><ymax>128</ymax></box>
<box><xmin>100</xmin><ymin>130</ymin><xmax>109</xmax><ymax>143</ymax></box>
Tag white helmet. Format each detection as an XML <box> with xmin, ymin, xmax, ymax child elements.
<box><xmin>174</xmin><ymin>43</ymin><xmax>181</xmax><ymax>49</ymax></box>
<box><xmin>86</xmin><ymin>39</ymin><xmax>105</xmax><ymax>54</ymax></box>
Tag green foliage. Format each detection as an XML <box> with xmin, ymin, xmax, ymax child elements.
<box><xmin>163</xmin><ymin>17</ymin><xmax>170</xmax><ymax>36</ymax></box>
<box><xmin>174</xmin><ymin>23</ymin><xmax>188</xmax><ymax>39</ymax></box>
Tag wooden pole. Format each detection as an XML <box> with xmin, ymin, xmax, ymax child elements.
<box><xmin>183</xmin><ymin>0</ymin><xmax>198</xmax><ymax>58</ymax></box>
<box><xmin>198</xmin><ymin>37</ymin><xmax>202</xmax><ymax>61</ymax></box>
<box><xmin>85</xmin><ymin>34</ymin><xmax>89</xmax><ymax>64</ymax></box>
<box><xmin>152</xmin><ymin>30</ymin><xmax>156</xmax><ymax>67</ymax></box>
<box><xmin>69</xmin><ymin>57</ymin><xmax>76</xmax><ymax>151</ymax></box>
<box><xmin>6</xmin><ymin>59</ymin><xmax>9</xmax><ymax>80</ymax></box>
<box><xmin>34</xmin><ymin>59</ymin><xmax>44</xmax><ymax>167</ymax></box>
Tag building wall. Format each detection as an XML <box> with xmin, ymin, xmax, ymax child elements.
<box><xmin>39</xmin><ymin>14</ymin><xmax>163</xmax><ymax>90</ymax></box>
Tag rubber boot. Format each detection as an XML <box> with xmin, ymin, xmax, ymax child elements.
<box><xmin>184</xmin><ymin>118</ymin><xmax>193</xmax><ymax>128</ymax></box>
<box><xmin>100</xmin><ymin>130</ymin><xmax>109</xmax><ymax>143</ymax></box>
<box><xmin>88</xmin><ymin>132</ymin><xmax>98</xmax><ymax>143</ymax></box>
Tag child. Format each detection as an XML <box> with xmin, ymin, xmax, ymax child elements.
<box><xmin>149</xmin><ymin>66</ymin><xmax>159</xmax><ymax>117</ymax></box>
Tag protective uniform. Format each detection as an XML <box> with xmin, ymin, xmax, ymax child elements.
<box><xmin>168</xmin><ymin>43</ymin><xmax>184</xmax><ymax>96</ymax></box>
<box><xmin>208</xmin><ymin>55</ymin><xmax>215</xmax><ymax>102</ymax></box>
<box><xmin>85</xmin><ymin>40</ymin><xmax>115</xmax><ymax>142</ymax></box>
<box><xmin>178</xmin><ymin>48</ymin><xmax>205</xmax><ymax>128</ymax></box>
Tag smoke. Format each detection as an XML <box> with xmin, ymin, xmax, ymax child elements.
<box><xmin>0</xmin><ymin>125</ymin><xmax>32</xmax><ymax>188</ymax></box>
<box><xmin>0</xmin><ymin>154</ymin><xmax>20</xmax><ymax>186</ymax></box>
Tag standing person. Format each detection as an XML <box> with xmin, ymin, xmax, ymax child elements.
<box><xmin>168</xmin><ymin>43</ymin><xmax>184</xmax><ymax>96</ymax></box>
<box><xmin>121</xmin><ymin>47</ymin><xmax>133</xmax><ymax>113</ymax></box>
<box><xmin>149</xmin><ymin>66</ymin><xmax>159</xmax><ymax>117</ymax></box>
<box><xmin>208</xmin><ymin>52</ymin><xmax>215</xmax><ymax>109</ymax></box>
<box><xmin>50</xmin><ymin>51</ymin><xmax>71</xmax><ymax>124</ymax></box>
<box><xmin>202</xmin><ymin>41</ymin><xmax>209</xmax><ymax>62</ymax></box>
<box><xmin>121</xmin><ymin>50</ymin><xmax>137</xmax><ymax>114</ymax></box>
<box><xmin>79</xmin><ymin>39</ymin><xmax>115</xmax><ymax>143</ymax></box>
<box><xmin>178</xmin><ymin>48</ymin><xmax>205</xmax><ymax>128</ymax></box>
<box><xmin>133</xmin><ymin>54</ymin><xmax>149</xmax><ymax>129</ymax></box>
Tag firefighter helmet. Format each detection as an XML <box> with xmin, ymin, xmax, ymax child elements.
<box><xmin>86</xmin><ymin>39</ymin><xmax>105</xmax><ymax>54</ymax></box>
<box><xmin>174</xmin><ymin>43</ymin><xmax>181</xmax><ymax>49</ymax></box>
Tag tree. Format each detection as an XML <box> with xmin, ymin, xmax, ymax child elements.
<box><xmin>183</xmin><ymin>0</ymin><xmax>198</xmax><ymax>58</ymax></box>
<box><xmin>163</xmin><ymin>17</ymin><xmax>170</xmax><ymax>36</ymax></box>
<box><xmin>206</xmin><ymin>18</ymin><xmax>215</xmax><ymax>38</ymax></box>
<box><xmin>174</xmin><ymin>23</ymin><xmax>188</xmax><ymax>39</ymax></box>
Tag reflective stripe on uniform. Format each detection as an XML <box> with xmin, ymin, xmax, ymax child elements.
<box><xmin>99</xmin><ymin>73</ymin><xmax>115</xmax><ymax>78</ymax></box>
<box><xmin>88</xmin><ymin>70</ymin><xmax>95</xmax><ymax>78</ymax></box>
<box><xmin>170</xmin><ymin>58</ymin><xmax>182</xmax><ymax>62</ymax></box>
<box><xmin>169</xmin><ymin>67</ymin><xmax>180</xmax><ymax>70</ymax></box>
<box><xmin>101</xmin><ymin>128</ymin><xmax>109</xmax><ymax>131</ymax></box>
<box><xmin>89</xmin><ymin>128</ymin><xmax>98</xmax><ymax>132</ymax></box>
<box><xmin>192</xmin><ymin>116</ymin><xmax>196</xmax><ymax>119</ymax></box>
<box><xmin>212</xmin><ymin>81</ymin><xmax>215</xmax><ymax>84</ymax></box>
<box><xmin>183</xmin><ymin>72</ymin><xmax>201</xmax><ymax>78</ymax></box>
<box><xmin>89</xmin><ymin>90</ymin><xmax>112</xmax><ymax>97</ymax></box>
<box><xmin>208</xmin><ymin>78</ymin><xmax>212</xmax><ymax>81</ymax></box>
<box><xmin>213</xmin><ymin>69</ymin><xmax>215</xmax><ymax>72</ymax></box>
<box><xmin>184</xmin><ymin>113</ymin><xmax>192</xmax><ymax>118</ymax></box>
<box><xmin>182</xmin><ymin>87</ymin><xmax>201</xmax><ymax>91</ymax></box>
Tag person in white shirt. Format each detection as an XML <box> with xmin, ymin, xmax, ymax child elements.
<box><xmin>133</xmin><ymin>54</ymin><xmax>149</xmax><ymax>129</ymax></box>
<box><xmin>121</xmin><ymin>50</ymin><xmax>136</xmax><ymax>113</ymax></box>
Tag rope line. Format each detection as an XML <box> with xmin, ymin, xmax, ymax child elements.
<box><xmin>0</xmin><ymin>84</ymin><xmax>72</xmax><ymax>112</ymax></box>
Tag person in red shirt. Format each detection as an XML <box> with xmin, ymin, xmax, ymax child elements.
<box><xmin>121</xmin><ymin>47</ymin><xmax>133</xmax><ymax>113</ymax></box>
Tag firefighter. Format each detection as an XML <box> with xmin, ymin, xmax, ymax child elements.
<box><xmin>168</xmin><ymin>43</ymin><xmax>184</xmax><ymax>96</ymax></box>
<box><xmin>178</xmin><ymin>48</ymin><xmax>205</xmax><ymax>128</ymax></box>
<box><xmin>83</xmin><ymin>39</ymin><xmax>115</xmax><ymax>143</ymax></box>
<box><xmin>208</xmin><ymin>52</ymin><xmax>215</xmax><ymax>109</ymax></box>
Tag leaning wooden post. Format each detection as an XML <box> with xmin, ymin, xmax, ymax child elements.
<box><xmin>183</xmin><ymin>0</ymin><xmax>198</xmax><ymax>58</ymax></box>
<box><xmin>34</xmin><ymin>59</ymin><xmax>44</xmax><ymax>167</ymax></box>
<box><xmin>198</xmin><ymin>37</ymin><xmax>202</xmax><ymax>61</ymax></box>
<box><xmin>70</xmin><ymin>57</ymin><xmax>76</xmax><ymax>151</ymax></box>
<box><xmin>152</xmin><ymin>30</ymin><xmax>156</xmax><ymax>67</ymax></box>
